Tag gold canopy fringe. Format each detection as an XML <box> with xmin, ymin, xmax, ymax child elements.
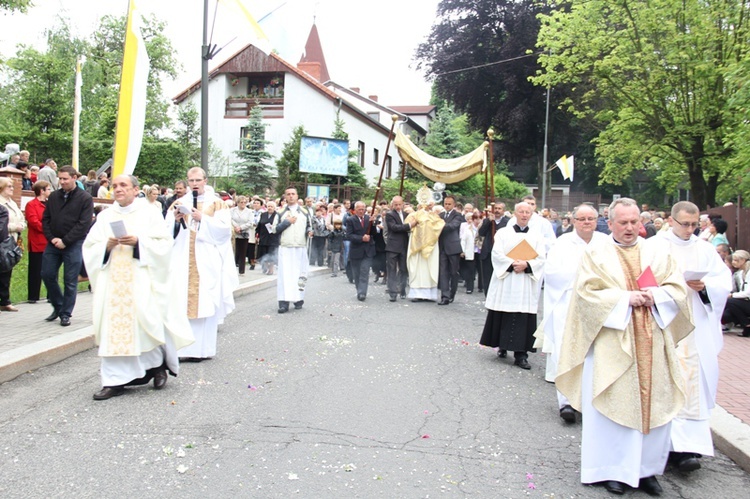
<box><xmin>395</xmin><ymin>129</ymin><xmax>488</xmax><ymax>184</ymax></box>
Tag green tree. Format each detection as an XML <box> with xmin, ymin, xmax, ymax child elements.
<box><xmin>233</xmin><ymin>104</ymin><xmax>273</xmax><ymax>192</ymax></box>
<box><xmin>174</xmin><ymin>102</ymin><xmax>201</xmax><ymax>168</ymax></box>
<box><xmin>275</xmin><ymin>124</ymin><xmax>307</xmax><ymax>196</ymax></box>
<box><xmin>85</xmin><ymin>13</ymin><xmax>180</xmax><ymax>139</ymax></box>
<box><xmin>533</xmin><ymin>0</ymin><xmax>750</xmax><ymax>209</ymax></box>
<box><xmin>424</xmin><ymin>106</ymin><xmax>461</xmax><ymax>158</ymax></box>
<box><xmin>0</xmin><ymin>0</ymin><xmax>32</xmax><ymax>13</ymax></box>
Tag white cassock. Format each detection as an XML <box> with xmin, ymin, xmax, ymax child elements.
<box><xmin>166</xmin><ymin>191</ymin><xmax>238</xmax><ymax>359</ymax></box>
<box><xmin>83</xmin><ymin>198</ymin><xmax>194</xmax><ymax>386</ymax></box>
<box><xmin>535</xmin><ymin>231</ymin><xmax>607</xmax><ymax>401</ymax></box>
<box><xmin>273</xmin><ymin>205</ymin><xmax>312</xmax><ymax>303</ymax></box>
<box><xmin>651</xmin><ymin>230</ymin><xmax>731</xmax><ymax>456</ymax></box>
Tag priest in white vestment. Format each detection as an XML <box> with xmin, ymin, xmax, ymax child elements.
<box><xmin>653</xmin><ymin>201</ymin><xmax>731</xmax><ymax>472</ymax></box>
<box><xmin>404</xmin><ymin>204</ymin><xmax>444</xmax><ymax>302</ymax></box>
<box><xmin>166</xmin><ymin>167</ymin><xmax>238</xmax><ymax>361</ymax></box>
<box><xmin>480</xmin><ymin>202</ymin><xmax>545</xmax><ymax>370</ymax></box>
<box><xmin>534</xmin><ymin>203</ymin><xmax>606</xmax><ymax>421</ymax></box>
<box><xmin>84</xmin><ymin>175</ymin><xmax>194</xmax><ymax>400</ymax></box>
<box><xmin>506</xmin><ymin>195</ymin><xmax>556</xmax><ymax>255</ymax></box>
<box><xmin>556</xmin><ymin>198</ymin><xmax>693</xmax><ymax>496</ymax></box>
<box><xmin>273</xmin><ymin>187</ymin><xmax>313</xmax><ymax>313</ymax></box>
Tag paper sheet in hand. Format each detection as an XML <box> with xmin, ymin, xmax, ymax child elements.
<box><xmin>110</xmin><ymin>220</ymin><xmax>127</xmax><ymax>238</ymax></box>
<box><xmin>637</xmin><ymin>266</ymin><xmax>658</xmax><ymax>289</ymax></box>
<box><xmin>265</xmin><ymin>223</ymin><xmax>275</xmax><ymax>234</ymax></box>
<box><xmin>506</xmin><ymin>239</ymin><xmax>538</xmax><ymax>261</ymax></box>
<box><xmin>175</xmin><ymin>204</ymin><xmax>192</xmax><ymax>215</ymax></box>
<box><xmin>683</xmin><ymin>270</ymin><xmax>708</xmax><ymax>281</ymax></box>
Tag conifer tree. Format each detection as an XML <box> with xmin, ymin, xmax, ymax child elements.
<box><xmin>234</xmin><ymin>104</ymin><xmax>273</xmax><ymax>192</ymax></box>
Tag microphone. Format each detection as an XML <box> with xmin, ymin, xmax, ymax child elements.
<box><xmin>192</xmin><ymin>189</ymin><xmax>198</xmax><ymax>209</ymax></box>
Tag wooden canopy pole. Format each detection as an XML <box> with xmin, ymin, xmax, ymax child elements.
<box><xmin>399</xmin><ymin>158</ymin><xmax>406</xmax><ymax>197</ymax></box>
<box><xmin>368</xmin><ymin>115</ymin><xmax>399</xmax><ymax>231</ymax></box>
<box><xmin>488</xmin><ymin>128</ymin><xmax>495</xmax><ymax>203</ymax></box>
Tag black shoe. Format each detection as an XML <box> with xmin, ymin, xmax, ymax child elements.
<box><xmin>60</xmin><ymin>316</ymin><xmax>71</xmax><ymax>327</ymax></box>
<box><xmin>45</xmin><ymin>310</ymin><xmax>60</xmax><ymax>322</ymax></box>
<box><xmin>638</xmin><ymin>476</ymin><xmax>662</xmax><ymax>496</ymax></box>
<box><xmin>559</xmin><ymin>405</ymin><xmax>576</xmax><ymax>423</ymax></box>
<box><xmin>278</xmin><ymin>301</ymin><xmax>289</xmax><ymax>314</ymax></box>
<box><xmin>498</xmin><ymin>349</ymin><xmax>507</xmax><ymax>358</ymax></box>
<box><xmin>93</xmin><ymin>386</ymin><xmax>125</xmax><ymax>400</ymax></box>
<box><xmin>514</xmin><ymin>358</ymin><xmax>531</xmax><ymax>370</ymax></box>
<box><xmin>389</xmin><ymin>294</ymin><xmax>397</xmax><ymax>302</ymax></box>
<box><xmin>449</xmin><ymin>296</ymin><xmax>454</xmax><ymax>303</ymax></box>
<box><xmin>374</xmin><ymin>275</ymin><xmax>379</xmax><ymax>283</ymax></box>
<box><xmin>602</xmin><ymin>481</ymin><xmax>626</xmax><ymax>495</ymax></box>
<box><xmin>357</xmin><ymin>294</ymin><xmax>366</xmax><ymax>302</ymax></box>
<box><xmin>27</xmin><ymin>300</ymin><xmax>37</xmax><ymax>304</ymax></box>
<box><xmin>250</xmin><ymin>265</ymin><xmax>255</xmax><ymax>270</ymax></box>
<box><xmin>676</xmin><ymin>453</ymin><xmax>701</xmax><ymax>472</ymax></box>
<box><xmin>742</xmin><ymin>326</ymin><xmax>750</xmax><ymax>337</ymax></box>
<box><xmin>153</xmin><ymin>368</ymin><xmax>168</xmax><ymax>390</ymax></box>
<box><xmin>179</xmin><ymin>357</ymin><xmax>205</xmax><ymax>363</ymax></box>
<box><xmin>294</xmin><ymin>300</ymin><xmax>304</xmax><ymax>310</ymax></box>
<box><xmin>400</xmin><ymin>292</ymin><xmax>406</xmax><ymax>299</ymax></box>
<box><xmin>466</xmin><ymin>290</ymin><xmax>473</xmax><ymax>294</ymax></box>
<box><xmin>438</xmin><ymin>298</ymin><xmax>450</xmax><ymax>305</ymax></box>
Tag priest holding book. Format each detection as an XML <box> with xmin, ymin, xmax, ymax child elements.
<box><xmin>479</xmin><ymin>201</ymin><xmax>545</xmax><ymax>370</ymax></box>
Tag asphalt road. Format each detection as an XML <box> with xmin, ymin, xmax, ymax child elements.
<box><xmin>1</xmin><ymin>274</ymin><xmax>749</xmax><ymax>498</ymax></box>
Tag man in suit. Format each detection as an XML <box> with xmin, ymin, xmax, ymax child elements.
<box><xmin>385</xmin><ymin>196</ymin><xmax>417</xmax><ymax>302</ymax></box>
<box><xmin>477</xmin><ymin>202</ymin><xmax>508</xmax><ymax>296</ymax></box>
<box><xmin>345</xmin><ymin>201</ymin><xmax>376</xmax><ymax>301</ymax></box>
<box><xmin>437</xmin><ymin>195</ymin><xmax>464</xmax><ymax>305</ymax></box>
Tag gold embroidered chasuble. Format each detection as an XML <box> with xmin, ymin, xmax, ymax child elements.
<box><xmin>186</xmin><ymin>199</ymin><xmax>223</xmax><ymax>319</ymax></box>
<box><xmin>83</xmin><ymin>199</ymin><xmax>194</xmax><ymax>357</ymax></box>
<box><xmin>405</xmin><ymin>209</ymin><xmax>445</xmax><ymax>259</ymax></box>
<box><xmin>556</xmin><ymin>239</ymin><xmax>693</xmax><ymax>433</ymax></box>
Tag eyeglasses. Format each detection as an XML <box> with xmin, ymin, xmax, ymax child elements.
<box><xmin>574</xmin><ymin>217</ymin><xmax>597</xmax><ymax>222</ymax></box>
<box><xmin>673</xmin><ymin>219</ymin><xmax>700</xmax><ymax>229</ymax></box>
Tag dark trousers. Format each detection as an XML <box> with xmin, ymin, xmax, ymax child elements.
<box><xmin>723</xmin><ymin>297</ymin><xmax>750</xmax><ymax>326</ymax></box>
<box><xmin>351</xmin><ymin>256</ymin><xmax>372</xmax><ymax>297</ymax></box>
<box><xmin>41</xmin><ymin>240</ymin><xmax>83</xmax><ymax>319</ymax></box>
<box><xmin>27</xmin><ymin>251</ymin><xmax>44</xmax><ymax>301</ymax></box>
<box><xmin>0</xmin><ymin>269</ymin><xmax>11</xmax><ymax>306</ymax></box>
<box><xmin>460</xmin><ymin>258</ymin><xmax>476</xmax><ymax>292</ymax></box>
<box><xmin>438</xmin><ymin>252</ymin><xmax>460</xmax><ymax>300</ymax></box>
<box><xmin>246</xmin><ymin>242</ymin><xmax>258</xmax><ymax>264</ymax></box>
<box><xmin>235</xmin><ymin>238</ymin><xmax>249</xmax><ymax>274</ymax></box>
<box><xmin>386</xmin><ymin>250</ymin><xmax>408</xmax><ymax>296</ymax></box>
<box><xmin>480</xmin><ymin>258</ymin><xmax>493</xmax><ymax>296</ymax></box>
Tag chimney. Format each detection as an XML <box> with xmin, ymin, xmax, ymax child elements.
<box><xmin>350</xmin><ymin>87</ymin><xmax>360</xmax><ymax>94</ymax></box>
<box><xmin>297</xmin><ymin>61</ymin><xmax>322</xmax><ymax>81</ymax></box>
<box><xmin>368</xmin><ymin>95</ymin><xmax>378</xmax><ymax>102</ymax></box>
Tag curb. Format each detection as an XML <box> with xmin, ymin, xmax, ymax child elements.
<box><xmin>711</xmin><ymin>404</ymin><xmax>750</xmax><ymax>473</ymax></box>
<box><xmin>0</xmin><ymin>267</ymin><xmax>329</xmax><ymax>385</ymax></box>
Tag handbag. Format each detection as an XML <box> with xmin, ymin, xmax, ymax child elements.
<box><xmin>0</xmin><ymin>236</ymin><xmax>23</xmax><ymax>273</ymax></box>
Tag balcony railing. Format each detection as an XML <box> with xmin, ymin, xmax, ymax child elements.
<box><xmin>225</xmin><ymin>97</ymin><xmax>284</xmax><ymax>119</ymax></box>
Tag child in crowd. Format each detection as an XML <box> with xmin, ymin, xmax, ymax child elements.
<box><xmin>328</xmin><ymin>220</ymin><xmax>345</xmax><ymax>277</ymax></box>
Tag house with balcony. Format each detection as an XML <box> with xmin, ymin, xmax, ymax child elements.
<box><xmin>172</xmin><ymin>23</ymin><xmax>436</xmax><ymax>186</ymax></box>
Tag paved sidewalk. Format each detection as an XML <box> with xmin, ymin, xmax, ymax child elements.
<box><xmin>0</xmin><ymin>266</ymin><xmax>328</xmax><ymax>384</ymax></box>
<box><xmin>1</xmin><ymin>272</ymin><xmax>750</xmax><ymax>473</ymax></box>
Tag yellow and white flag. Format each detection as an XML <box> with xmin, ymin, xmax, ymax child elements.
<box><xmin>218</xmin><ymin>0</ymin><xmax>272</xmax><ymax>55</ymax></box>
<box><xmin>112</xmin><ymin>0</ymin><xmax>150</xmax><ymax>179</ymax></box>
<box><xmin>556</xmin><ymin>155</ymin><xmax>574</xmax><ymax>181</ymax></box>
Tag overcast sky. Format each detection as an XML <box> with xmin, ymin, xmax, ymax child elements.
<box><xmin>0</xmin><ymin>0</ymin><xmax>440</xmax><ymax>106</ymax></box>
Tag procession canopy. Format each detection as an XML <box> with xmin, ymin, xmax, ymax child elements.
<box><xmin>395</xmin><ymin>129</ymin><xmax>488</xmax><ymax>184</ymax></box>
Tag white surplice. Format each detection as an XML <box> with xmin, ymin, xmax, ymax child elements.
<box><xmin>166</xmin><ymin>191</ymin><xmax>238</xmax><ymax>359</ymax></box>
<box><xmin>83</xmin><ymin>198</ymin><xmax>194</xmax><ymax>386</ymax></box>
<box><xmin>651</xmin><ymin>230</ymin><xmax>731</xmax><ymax>456</ymax></box>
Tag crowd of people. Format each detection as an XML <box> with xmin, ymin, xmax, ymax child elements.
<box><xmin>2</xmin><ymin>154</ymin><xmax>750</xmax><ymax>495</ymax></box>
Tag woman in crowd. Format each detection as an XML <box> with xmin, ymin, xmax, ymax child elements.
<box><xmin>0</xmin><ymin>178</ymin><xmax>26</xmax><ymax>311</ymax></box>
<box><xmin>97</xmin><ymin>178</ymin><xmax>109</xmax><ymax>198</ymax></box>
<box><xmin>230</xmin><ymin>196</ymin><xmax>254</xmax><ymax>276</ymax></box>
<box><xmin>709</xmin><ymin>219</ymin><xmax>730</xmax><ymax>247</ymax></box>
<box><xmin>257</xmin><ymin>200</ymin><xmax>280</xmax><ymax>275</ymax></box>
<box><xmin>459</xmin><ymin>212</ymin><xmax>478</xmax><ymax>294</ymax></box>
<box><xmin>24</xmin><ymin>180</ymin><xmax>51</xmax><ymax>303</ymax></box>
<box><xmin>142</xmin><ymin>184</ymin><xmax>162</xmax><ymax>212</ymax></box>
<box><xmin>723</xmin><ymin>250</ymin><xmax>750</xmax><ymax>337</ymax></box>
